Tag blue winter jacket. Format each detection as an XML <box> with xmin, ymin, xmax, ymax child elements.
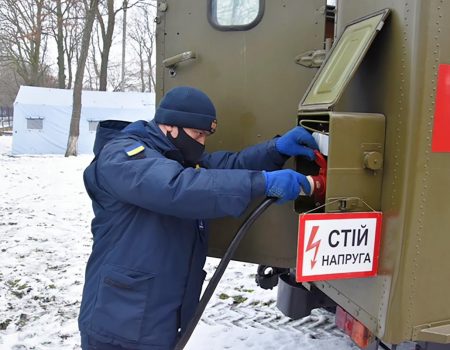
<box><xmin>79</xmin><ymin>120</ymin><xmax>288</xmax><ymax>349</ymax></box>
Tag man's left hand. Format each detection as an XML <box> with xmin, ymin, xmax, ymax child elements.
<box><xmin>275</xmin><ymin>126</ymin><xmax>318</xmax><ymax>160</ymax></box>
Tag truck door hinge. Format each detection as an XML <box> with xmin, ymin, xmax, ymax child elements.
<box><xmin>295</xmin><ymin>49</ymin><xmax>326</xmax><ymax>68</ymax></box>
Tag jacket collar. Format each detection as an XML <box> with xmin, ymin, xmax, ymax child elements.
<box><xmin>122</xmin><ymin>120</ymin><xmax>184</xmax><ymax>163</ymax></box>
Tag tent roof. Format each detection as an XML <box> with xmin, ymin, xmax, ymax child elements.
<box><xmin>14</xmin><ymin>86</ymin><xmax>155</xmax><ymax>108</ymax></box>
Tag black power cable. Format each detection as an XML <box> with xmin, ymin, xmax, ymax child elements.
<box><xmin>174</xmin><ymin>197</ymin><xmax>276</xmax><ymax>350</ymax></box>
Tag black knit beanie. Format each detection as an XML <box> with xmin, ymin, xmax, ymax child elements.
<box><xmin>154</xmin><ymin>86</ymin><xmax>217</xmax><ymax>133</ymax></box>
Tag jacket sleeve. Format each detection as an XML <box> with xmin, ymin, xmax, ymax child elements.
<box><xmin>95</xmin><ymin>140</ymin><xmax>266</xmax><ymax>219</ymax></box>
<box><xmin>200</xmin><ymin>138</ymin><xmax>288</xmax><ymax>170</ymax></box>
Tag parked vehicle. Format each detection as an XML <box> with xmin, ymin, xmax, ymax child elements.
<box><xmin>155</xmin><ymin>1</ymin><xmax>450</xmax><ymax>348</ymax></box>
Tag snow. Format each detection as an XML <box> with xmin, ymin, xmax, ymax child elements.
<box><xmin>0</xmin><ymin>135</ymin><xmax>358</xmax><ymax>350</ymax></box>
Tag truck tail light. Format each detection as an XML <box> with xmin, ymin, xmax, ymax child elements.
<box><xmin>335</xmin><ymin>306</ymin><xmax>375</xmax><ymax>349</ymax></box>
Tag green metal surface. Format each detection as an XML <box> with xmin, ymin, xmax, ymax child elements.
<box><xmin>156</xmin><ymin>0</ymin><xmax>450</xmax><ymax>346</ymax></box>
<box><xmin>312</xmin><ymin>0</ymin><xmax>450</xmax><ymax>346</ymax></box>
<box><xmin>326</xmin><ymin>112</ymin><xmax>385</xmax><ymax>212</ymax></box>
<box><xmin>156</xmin><ymin>0</ymin><xmax>325</xmax><ymax>267</ymax></box>
<box><xmin>300</xmin><ymin>10</ymin><xmax>389</xmax><ymax>111</ymax></box>
<box><xmin>295</xmin><ymin>111</ymin><xmax>385</xmax><ymax>213</ymax></box>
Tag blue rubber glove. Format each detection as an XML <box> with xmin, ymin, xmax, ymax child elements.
<box><xmin>275</xmin><ymin>126</ymin><xmax>318</xmax><ymax>160</ymax></box>
<box><xmin>263</xmin><ymin>169</ymin><xmax>311</xmax><ymax>204</ymax></box>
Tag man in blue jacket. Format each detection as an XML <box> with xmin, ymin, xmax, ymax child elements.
<box><xmin>79</xmin><ymin>86</ymin><xmax>318</xmax><ymax>350</ymax></box>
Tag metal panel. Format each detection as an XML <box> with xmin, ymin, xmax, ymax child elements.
<box><xmin>299</xmin><ymin>9</ymin><xmax>389</xmax><ymax>112</ymax></box>
<box><xmin>325</xmin><ymin>112</ymin><xmax>385</xmax><ymax>212</ymax></box>
<box><xmin>295</xmin><ymin>111</ymin><xmax>385</xmax><ymax>213</ymax></box>
<box><xmin>156</xmin><ymin>0</ymin><xmax>326</xmax><ymax>267</ymax></box>
<box><xmin>312</xmin><ymin>0</ymin><xmax>450</xmax><ymax>345</ymax></box>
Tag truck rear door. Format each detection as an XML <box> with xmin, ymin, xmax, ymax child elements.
<box><xmin>156</xmin><ymin>0</ymin><xmax>327</xmax><ymax>266</ymax></box>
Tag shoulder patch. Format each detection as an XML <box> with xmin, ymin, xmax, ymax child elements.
<box><xmin>124</xmin><ymin>142</ymin><xmax>145</xmax><ymax>157</ymax></box>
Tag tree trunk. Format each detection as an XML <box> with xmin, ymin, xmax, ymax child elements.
<box><xmin>121</xmin><ymin>0</ymin><xmax>128</xmax><ymax>91</ymax></box>
<box><xmin>139</xmin><ymin>47</ymin><xmax>145</xmax><ymax>92</ymax></box>
<box><xmin>65</xmin><ymin>0</ymin><xmax>99</xmax><ymax>157</ymax></box>
<box><xmin>98</xmin><ymin>0</ymin><xmax>115</xmax><ymax>91</ymax></box>
<box><xmin>56</xmin><ymin>0</ymin><xmax>66</xmax><ymax>89</ymax></box>
<box><xmin>67</xmin><ymin>56</ymin><xmax>73</xmax><ymax>89</ymax></box>
<box><xmin>31</xmin><ymin>0</ymin><xmax>44</xmax><ymax>86</ymax></box>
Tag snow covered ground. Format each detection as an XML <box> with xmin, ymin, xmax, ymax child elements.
<box><xmin>0</xmin><ymin>135</ymin><xmax>358</xmax><ymax>350</ymax></box>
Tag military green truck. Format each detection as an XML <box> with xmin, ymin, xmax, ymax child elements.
<box><xmin>155</xmin><ymin>1</ymin><xmax>450</xmax><ymax>349</ymax></box>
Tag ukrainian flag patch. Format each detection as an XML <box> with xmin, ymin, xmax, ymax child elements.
<box><xmin>124</xmin><ymin>142</ymin><xmax>145</xmax><ymax>157</ymax></box>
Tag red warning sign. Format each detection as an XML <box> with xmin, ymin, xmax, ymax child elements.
<box><xmin>296</xmin><ymin>212</ymin><xmax>382</xmax><ymax>282</ymax></box>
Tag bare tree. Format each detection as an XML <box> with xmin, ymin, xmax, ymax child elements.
<box><xmin>128</xmin><ymin>2</ymin><xmax>156</xmax><ymax>92</ymax></box>
<box><xmin>107</xmin><ymin>61</ymin><xmax>126</xmax><ymax>91</ymax></box>
<box><xmin>55</xmin><ymin>0</ymin><xmax>66</xmax><ymax>88</ymax></box>
<box><xmin>90</xmin><ymin>0</ymin><xmax>145</xmax><ymax>91</ymax></box>
<box><xmin>0</xmin><ymin>65</ymin><xmax>24</xmax><ymax>105</ymax></box>
<box><xmin>120</xmin><ymin>0</ymin><xmax>128</xmax><ymax>91</ymax></box>
<box><xmin>84</xmin><ymin>29</ymin><xmax>101</xmax><ymax>90</ymax></box>
<box><xmin>47</xmin><ymin>0</ymin><xmax>74</xmax><ymax>88</ymax></box>
<box><xmin>44</xmin><ymin>0</ymin><xmax>85</xmax><ymax>89</ymax></box>
<box><xmin>64</xmin><ymin>1</ymin><xmax>84</xmax><ymax>89</ymax></box>
<box><xmin>65</xmin><ymin>0</ymin><xmax>99</xmax><ymax>157</ymax></box>
<box><xmin>95</xmin><ymin>0</ymin><xmax>115</xmax><ymax>91</ymax></box>
<box><xmin>0</xmin><ymin>0</ymin><xmax>51</xmax><ymax>86</ymax></box>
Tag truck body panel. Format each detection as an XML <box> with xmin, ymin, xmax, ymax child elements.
<box><xmin>156</xmin><ymin>0</ymin><xmax>450</xmax><ymax>345</ymax></box>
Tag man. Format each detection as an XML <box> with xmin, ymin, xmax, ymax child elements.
<box><xmin>79</xmin><ymin>86</ymin><xmax>318</xmax><ymax>350</ymax></box>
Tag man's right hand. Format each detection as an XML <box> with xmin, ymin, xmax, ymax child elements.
<box><xmin>275</xmin><ymin>126</ymin><xmax>318</xmax><ymax>160</ymax></box>
<box><xmin>263</xmin><ymin>169</ymin><xmax>310</xmax><ymax>204</ymax></box>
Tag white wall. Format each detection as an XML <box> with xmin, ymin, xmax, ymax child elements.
<box><xmin>12</xmin><ymin>86</ymin><xmax>155</xmax><ymax>155</ymax></box>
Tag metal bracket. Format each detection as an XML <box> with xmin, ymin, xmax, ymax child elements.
<box><xmin>327</xmin><ymin>197</ymin><xmax>362</xmax><ymax>212</ymax></box>
<box><xmin>295</xmin><ymin>49</ymin><xmax>326</xmax><ymax>68</ymax></box>
<box><xmin>414</xmin><ymin>321</ymin><xmax>450</xmax><ymax>344</ymax></box>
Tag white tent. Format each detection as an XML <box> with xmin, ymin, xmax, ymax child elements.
<box><xmin>12</xmin><ymin>86</ymin><xmax>155</xmax><ymax>155</ymax></box>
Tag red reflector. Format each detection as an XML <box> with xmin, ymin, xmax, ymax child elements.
<box><xmin>432</xmin><ymin>64</ymin><xmax>450</xmax><ymax>152</ymax></box>
<box><xmin>335</xmin><ymin>306</ymin><xmax>346</xmax><ymax>330</ymax></box>
<box><xmin>335</xmin><ymin>306</ymin><xmax>374</xmax><ymax>349</ymax></box>
<box><xmin>352</xmin><ymin>318</ymin><xmax>374</xmax><ymax>349</ymax></box>
<box><xmin>344</xmin><ymin>312</ymin><xmax>355</xmax><ymax>335</ymax></box>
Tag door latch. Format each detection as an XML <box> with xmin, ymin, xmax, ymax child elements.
<box><xmin>163</xmin><ymin>51</ymin><xmax>197</xmax><ymax>77</ymax></box>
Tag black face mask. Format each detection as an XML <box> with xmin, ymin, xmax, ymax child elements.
<box><xmin>167</xmin><ymin>128</ymin><xmax>205</xmax><ymax>167</ymax></box>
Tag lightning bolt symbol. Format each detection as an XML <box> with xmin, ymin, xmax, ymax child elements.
<box><xmin>306</xmin><ymin>226</ymin><xmax>321</xmax><ymax>269</ymax></box>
